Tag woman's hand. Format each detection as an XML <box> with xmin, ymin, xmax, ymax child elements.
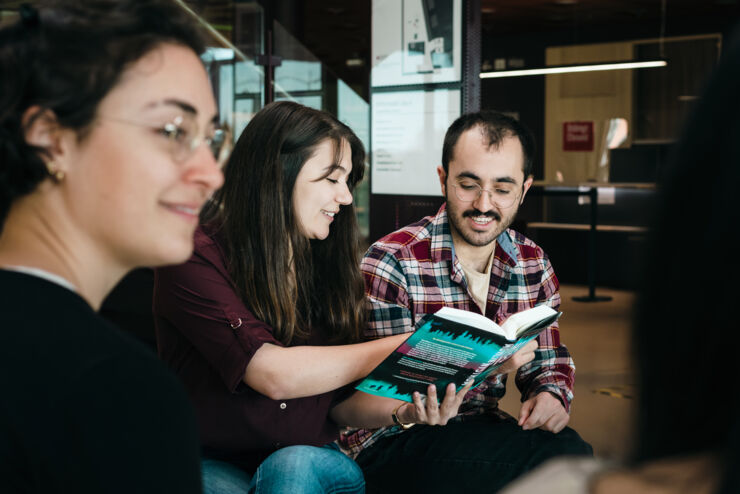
<box><xmin>398</xmin><ymin>381</ymin><xmax>473</xmax><ymax>426</ymax></box>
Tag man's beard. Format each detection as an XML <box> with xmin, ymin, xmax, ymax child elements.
<box><xmin>446</xmin><ymin>197</ymin><xmax>518</xmax><ymax>248</ymax></box>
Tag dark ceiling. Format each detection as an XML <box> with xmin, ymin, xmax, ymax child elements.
<box><xmin>2</xmin><ymin>0</ymin><xmax>738</xmax><ymax>99</ymax></box>
<box><xmin>180</xmin><ymin>0</ymin><xmax>738</xmax><ymax>99</ymax></box>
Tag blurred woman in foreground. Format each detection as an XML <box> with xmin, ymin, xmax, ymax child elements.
<box><xmin>0</xmin><ymin>1</ymin><xmax>225</xmax><ymax>492</ymax></box>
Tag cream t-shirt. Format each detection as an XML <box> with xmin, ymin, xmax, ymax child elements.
<box><xmin>457</xmin><ymin>243</ymin><xmax>496</xmax><ymax>313</ymax></box>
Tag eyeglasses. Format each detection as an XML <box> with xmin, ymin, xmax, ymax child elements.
<box><xmin>100</xmin><ymin>113</ymin><xmax>231</xmax><ymax>168</ymax></box>
<box><xmin>451</xmin><ymin>179</ymin><xmax>521</xmax><ymax>209</ymax></box>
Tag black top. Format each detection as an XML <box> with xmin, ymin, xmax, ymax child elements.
<box><xmin>0</xmin><ymin>270</ymin><xmax>202</xmax><ymax>493</ymax></box>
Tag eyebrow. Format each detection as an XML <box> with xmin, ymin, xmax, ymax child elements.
<box><xmin>144</xmin><ymin>99</ymin><xmax>197</xmax><ymax>115</ymax></box>
<box><xmin>457</xmin><ymin>171</ymin><xmax>518</xmax><ymax>185</ymax></box>
<box><xmin>144</xmin><ymin>99</ymin><xmax>220</xmax><ymax>124</ymax></box>
<box><xmin>313</xmin><ymin>163</ymin><xmax>350</xmax><ymax>183</ymax></box>
<box><xmin>327</xmin><ymin>161</ymin><xmax>352</xmax><ymax>174</ymax></box>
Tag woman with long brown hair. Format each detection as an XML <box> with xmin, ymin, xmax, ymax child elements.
<box><xmin>153</xmin><ymin>101</ymin><xmax>472</xmax><ymax>493</ymax></box>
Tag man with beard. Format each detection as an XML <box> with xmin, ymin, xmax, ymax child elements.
<box><xmin>342</xmin><ymin>111</ymin><xmax>592</xmax><ymax>493</ymax></box>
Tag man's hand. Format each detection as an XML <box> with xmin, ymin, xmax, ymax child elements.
<box><xmin>497</xmin><ymin>339</ymin><xmax>538</xmax><ymax>375</ymax></box>
<box><xmin>400</xmin><ymin>382</ymin><xmax>473</xmax><ymax>426</ymax></box>
<box><xmin>518</xmin><ymin>391</ymin><xmax>569</xmax><ymax>433</ymax></box>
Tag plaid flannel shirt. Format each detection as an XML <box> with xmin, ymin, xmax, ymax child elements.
<box><xmin>339</xmin><ymin>204</ymin><xmax>575</xmax><ymax>458</ymax></box>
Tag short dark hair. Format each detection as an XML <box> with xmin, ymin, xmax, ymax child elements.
<box><xmin>441</xmin><ymin>110</ymin><xmax>535</xmax><ymax>178</ymax></box>
<box><xmin>202</xmin><ymin>101</ymin><xmax>367</xmax><ymax>346</ymax></box>
<box><xmin>0</xmin><ymin>0</ymin><xmax>206</xmax><ymax>227</ymax></box>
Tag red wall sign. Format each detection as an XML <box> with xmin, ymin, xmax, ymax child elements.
<box><xmin>563</xmin><ymin>121</ymin><xmax>594</xmax><ymax>151</ymax></box>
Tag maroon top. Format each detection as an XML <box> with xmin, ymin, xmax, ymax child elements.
<box><xmin>153</xmin><ymin>225</ymin><xmax>350</xmax><ymax>471</ymax></box>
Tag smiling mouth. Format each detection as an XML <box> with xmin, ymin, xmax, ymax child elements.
<box><xmin>471</xmin><ymin>215</ymin><xmax>494</xmax><ymax>225</ymax></box>
<box><xmin>463</xmin><ymin>209</ymin><xmax>500</xmax><ymax>227</ymax></box>
<box><xmin>161</xmin><ymin>202</ymin><xmax>201</xmax><ymax>221</ymax></box>
<box><xmin>322</xmin><ymin>209</ymin><xmax>337</xmax><ymax>218</ymax></box>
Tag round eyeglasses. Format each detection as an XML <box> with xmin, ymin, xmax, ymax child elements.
<box><xmin>100</xmin><ymin>113</ymin><xmax>231</xmax><ymax>168</ymax></box>
<box><xmin>451</xmin><ymin>180</ymin><xmax>521</xmax><ymax>209</ymax></box>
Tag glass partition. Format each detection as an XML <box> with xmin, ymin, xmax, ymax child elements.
<box><xmin>180</xmin><ymin>0</ymin><xmax>265</xmax><ymax>139</ymax></box>
<box><xmin>272</xmin><ymin>19</ymin><xmax>371</xmax><ymax>237</ymax></box>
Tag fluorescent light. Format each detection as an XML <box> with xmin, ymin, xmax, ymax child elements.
<box><xmin>480</xmin><ymin>60</ymin><xmax>667</xmax><ymax>79</ymax></box>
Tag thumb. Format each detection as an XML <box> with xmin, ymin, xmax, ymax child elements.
<box><xmin>518</xmin><ymin>399</ymin><xmax>534</xmax><ymax>426</ymax></box>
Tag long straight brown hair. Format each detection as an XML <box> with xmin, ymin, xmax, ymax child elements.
<box><xmin>202</xmin><ymin>101</ymin><xmax>366</xmax><ymax>345</ymax></box>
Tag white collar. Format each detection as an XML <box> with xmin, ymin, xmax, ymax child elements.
<box><xmin>3</xmin><ymin>266</ymin><xmax>77</xmax><ymax>293</ymax></box>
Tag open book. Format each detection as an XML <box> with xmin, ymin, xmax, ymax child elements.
<box><xmin>355</xmin><ymin>304</ymin><xmax>561</xmax><ymax>403</ymax></box>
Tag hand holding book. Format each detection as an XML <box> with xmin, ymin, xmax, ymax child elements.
<box><xmin>496</xmin><ymin>339</ymin><xmax>538</xmax><ymax>375</ymax></box>
<box><xmin>393</xmin><ymin>381</ymin><xmax>474</xmax><ymax>428</ymax></box>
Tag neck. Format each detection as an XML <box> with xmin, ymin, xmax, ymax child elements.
<box><xmin>0</xmin><ymin>193</ymin><xmax>126</xmax><ymax>310</ymax></box>
<box><xmin>449</xmin><ymin>227</ymin><xmax>496</xmax><ymax>273</ymax></box>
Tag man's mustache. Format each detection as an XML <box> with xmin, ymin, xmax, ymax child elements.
<box><xmin>462</xmin><ymin>209</ymin><xmax>501</xmax><ymax>221</ymax></box>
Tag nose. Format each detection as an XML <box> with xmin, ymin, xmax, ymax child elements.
<box><xmin>472</xmin><ymin>188</ymin><xmax>494</xmax><ymax>212</ymax></box>
<box><xmin>336</xmin><ymin>181</ymin><xmax>353</xmax><ymax>206</ymax></box>
<box><xmin>186</xmin><ymin>143</ymin><xmax>225</xmax><ymax>193</ymax></box>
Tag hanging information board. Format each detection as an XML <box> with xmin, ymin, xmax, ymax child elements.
<box><xmin>372</xmin><ymin>0</ymin><xmax>462</xmax><ymax>87</ymax></box>
<box><xmin>371</xmin><ymin>89</ymin><xmax>461</xmax><ymax>195</ymax></box>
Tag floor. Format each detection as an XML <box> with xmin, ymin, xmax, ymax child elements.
<box><xmin>498</xmin><ymin>284</ymin><xmax>636</xmax><ymax>461</ymax></box>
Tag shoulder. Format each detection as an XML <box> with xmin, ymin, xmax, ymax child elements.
<box><xmin>0</xmin><ymin>272</ymin><xmax>104</xmax><ymax>344</ymax></box>
<box><xmin>192</xmin><ymin>223</ymin><xmax>228</xmax><ymax>268</ymax></box>
<box><xmin>507</xmin><ymin>229</ymin><xmax>550</xmax><ymax>264</ymax></box>
<box><xmin>504</xmin><ymin>230</ymin><xmax>559</xmax><ymax>298</ymax></box>
<box><xmin>155</xmin><ymin>224</ymin><xmax>232</xmax><ymax>290</ymax></box>
<box><xmin>366</xmin><ymin>215</ymin><xmax>435</xmax><ymax>262</ymax></box>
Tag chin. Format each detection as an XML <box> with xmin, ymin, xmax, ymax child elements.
<box><xmin>461</xmin><ymin>230</ymin><xmax>499</xmax><ymax>247</ymax></box>
<box><xmin>145</xmin><ymin>240</ymin><xmax>195</xmax><ymax>268</ymax></box>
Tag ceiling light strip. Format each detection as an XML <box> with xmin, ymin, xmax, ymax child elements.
<box><xmin>480</xmin><ymin>60</ymin><xmax>667</xmax><ymax>79</ymax></box>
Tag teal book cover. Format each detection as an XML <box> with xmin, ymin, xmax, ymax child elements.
<box><xmin>355</xmin><ymin>306</ymin><xmax>559</xmax><ymax>403</ymax></box>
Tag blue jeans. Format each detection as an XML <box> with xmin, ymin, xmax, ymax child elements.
<box><xmin>202</xmin><ymin>444</ymin><xmax>365</xmax><ymax>494</ymax></box>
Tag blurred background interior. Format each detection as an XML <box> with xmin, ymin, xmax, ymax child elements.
<box><xmin>2</xmin><ymin>0</ymin><xmax>737</xmax><ymax>461</ymax></box>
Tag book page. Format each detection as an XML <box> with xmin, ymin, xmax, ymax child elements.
<box><xmin>435</xmin><ymin>306</ymin><xmax>502</xmax><ymax>334</ymax></box>
<box><xmin>500</xmin><ymin>304</ymin><xmax>559</xmax><ymax>340</ymax></box>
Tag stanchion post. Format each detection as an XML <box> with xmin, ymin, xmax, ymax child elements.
<box><xmin>572</xmin><ymin>186</ymin><xmax>612</xmax><ymax>302</ymax></box>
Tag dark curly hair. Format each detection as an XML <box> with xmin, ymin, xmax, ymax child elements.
<box><xmin>0</xmin><ymin>0</ymin><xmax>206</xmax><ymax>229</ymax></box>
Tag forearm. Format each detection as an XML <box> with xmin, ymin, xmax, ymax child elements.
<box><xmin>524</xmin><ymin>370</ymin><xmax>574</xmax><ymax>410</ymax></box>
<box><xmin>517</xmin><ymin>353</ymin><xmax>574</xmax><ymax>411</ymax></box>
<box><xmin>332</xmin><ymin>381</ymin><xmax>470</xmax><ymax>428</ymax></box>
<box><xmin>244</xmin><ymin>333</ymin><xmax>409</xmax><ymax>400</ymax></box>
<box><xmin>330</xmin><ymin>391</ymin><xmax>401</xmax><ymax>428</ymax></box>
<box><xmin>515</xmin><ymin>316</ymin><xmax>574</xmax><ymax>408</ymax></box>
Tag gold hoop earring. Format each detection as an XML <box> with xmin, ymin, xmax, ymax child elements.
<box><xmin>45</xmin><ymin>162</ymin><xmax>65</xmax><ymax>182</ymax></box>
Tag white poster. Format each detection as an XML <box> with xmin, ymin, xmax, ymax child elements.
<box><xmin>372</xmin><ymin>0</ymin><xmax>462</xmax><ymax>87</ymax></box>
<box><xmin>371</xmin><ymin>89</ymin><xmax>461</xmax><ymax>195</ymax></box>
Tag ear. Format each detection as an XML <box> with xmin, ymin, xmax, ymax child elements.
<box><xmin>21</xmin><ymin>106</ymin><xmax>72</xmax><ymax>172</ymax></box>
<box><xmin>519</xmin><ymin>175</ymin><xmax>534</xmax><ymax>204</ymax></box>
<box><xmin>437</xmin><ymin>165</ymin><xmax>447</xmax><ymax>196</ymax></box>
